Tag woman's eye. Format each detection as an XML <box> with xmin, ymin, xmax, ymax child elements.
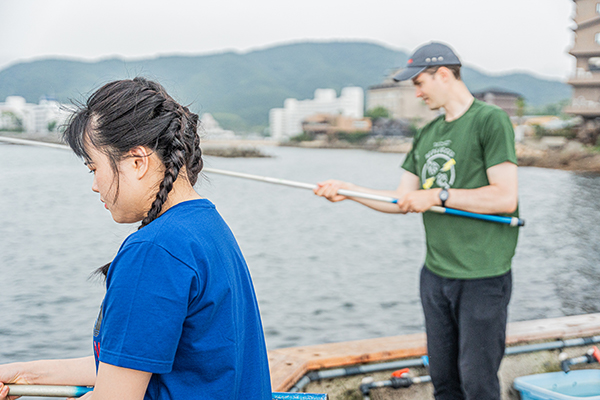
<box><xmin>89</xmin><ymin>170</ymin><xmax>96</xmax><ymax>174</ymax></box>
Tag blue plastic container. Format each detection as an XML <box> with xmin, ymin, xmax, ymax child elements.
<box><xmin>514</xmin><ymin>370</ymin><xmax>600</xmax><ymax>400</ymax></box>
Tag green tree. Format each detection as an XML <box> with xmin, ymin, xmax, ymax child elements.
<box><xmin>0</xmin><ymin>111</ymin><xmax>24</xmax><ymax>132</ymax></box>
<box><xmin>516</xmin><ymin>97</ymin><xmax>525</xmax><ymax>119</ymax></box>
<box><xmin>47</xmin><ymin>120</ymin><xmax>57</xmax><ymax>132</ymax></box>
<box><xmin>365</xmin><ymin>106</ymin><xmax>390</xmax><ymax>120</ymax></box>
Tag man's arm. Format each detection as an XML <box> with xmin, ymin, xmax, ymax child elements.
<box><xmin>397</xmin><ymin>162</ymin><xmax>518</xmax><ymax>214</ymax></box>
<box><xmin>314</xmin><ymin>171</ymin><xmax>421</xmax><ymax>214</ymax></box>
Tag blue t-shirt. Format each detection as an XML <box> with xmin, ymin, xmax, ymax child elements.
<box><xmin>92</xmin><ymin>199</ymin><xmax>271</xmax><ymax>399</ymax></box>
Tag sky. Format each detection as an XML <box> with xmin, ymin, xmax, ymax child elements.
<box><xmin>0</xmin><ymin>0</ymin><xmax>575</xmax><ymax>81</ymax></box>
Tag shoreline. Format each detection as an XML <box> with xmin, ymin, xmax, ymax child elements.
<box><xmin>2</xmin><ymin>132</ymin><xmax>599</xmax><ymax>173</ymax></box>
<box><xmin>282</xmin><ymin>137</ymin><xmax>600</xmax><ymax>173</ymax></box>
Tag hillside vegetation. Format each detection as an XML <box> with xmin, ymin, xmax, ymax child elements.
<box><xmin>0</xmin><ymin>41</ymin><xmax>571</xmax><ymax>132</ymax></box>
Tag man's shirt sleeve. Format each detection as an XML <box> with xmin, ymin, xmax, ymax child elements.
<box><xmin>480</xmin><ymin>108</ymin><xmax>518</xmax><ymax>169</ymax></box>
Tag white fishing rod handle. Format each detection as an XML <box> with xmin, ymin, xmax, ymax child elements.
<box><xmin>6</xmin><ymin>385</ymin><xmax>92</xmax><ymax>397</ymax></box>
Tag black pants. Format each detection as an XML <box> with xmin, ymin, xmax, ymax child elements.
<box><xmin>420</xmin><ymin>266</ymin><xmax>512</xmax><ymax>400</ymax></box>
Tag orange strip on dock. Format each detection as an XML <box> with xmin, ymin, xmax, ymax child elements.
<box><xmin>268</xmin><ymin>313</ymin><xmax>600</xmax><ymax>392</ymax></box>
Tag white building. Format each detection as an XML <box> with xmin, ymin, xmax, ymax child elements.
<box><xmin>200</xmin><ymin>113</ymin><xmax>236</xmax><ymax>140</ymax></box>
<box><xmin>0</xmin><ymin>96</ymin><xmax>71</xmax><ymax>134</ymax></box>
<box><xmin>269</xmin><ymin>87</ymin><xmax>364</xmax><ymax>141</ymax></box>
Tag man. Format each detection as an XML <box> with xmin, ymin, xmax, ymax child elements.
<box><xmin>314</xmin><ymin>42</ymin><xmax>518</xmax><ymax>400</ymax></box>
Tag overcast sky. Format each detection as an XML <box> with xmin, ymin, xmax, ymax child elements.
<box><xmin>0</xmin><ymin>0</ymin><xmax>575</xmax><ymax>80</ymax></box>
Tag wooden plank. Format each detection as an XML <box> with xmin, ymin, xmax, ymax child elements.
<box><xmin>506</xmin><ymin>313</ymin><xmax>600</xmax><ymax>344</ymax></box>
<box><xmin>268</xmin><ymin>313</ymin><xmax>600</xmax><ymax>392</ymax></box>
<box><xmin>287</xmin><ymin>333</ymin><xmax>426</xmax><ymax>371</ymax></box>
<box><xmin>268</xmin><ymin>351</ymin><xmax>310</xmax><ymax>392</ymax></box>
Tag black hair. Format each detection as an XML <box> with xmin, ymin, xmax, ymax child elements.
<box><xmin>421</xmin><ymin>65</ymin><xmax>462</xmax><ymax>80</ymax></box>
<box><xmin>63</xmin><ymin>77</ymin><xmax>203</xmax><ymax>276</ymax></box>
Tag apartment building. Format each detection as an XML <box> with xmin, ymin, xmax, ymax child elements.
<box><xmin>269</xmin><ymin>87</ymin><xmax>364</xmax><ymax>141</ymax></box>
<box><xmin>565</xmin><ymin>0</ymin><xmax>600</xmax><ymax>117</ymax></box>
<box><xmin>0</xmin><ymin>96</ymin><xmax>71</xmax><ymax>133</ymax></box>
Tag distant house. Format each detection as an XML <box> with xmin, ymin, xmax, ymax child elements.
<box><xmin>564</xmin><ymin>0</ymin><xmax>600</xmax><ymax>118</ymax></box>
<box><xmin>367</xmin><ymin>74</ymin><xmax>439</xmax><ymax>127</ymax></box>
<box><xmin>472</xmin><ymin>88</ymin><xmax>521</xmax><ymax>117</ymax></box>
<box><xmin>301</xmin><ymin>113</ymin><xmax>371</xmax><ymax>136</ymax></box>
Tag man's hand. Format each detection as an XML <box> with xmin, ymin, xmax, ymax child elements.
<box><xmin>397</xmin><ymin>188</ymin><xmax>440</xmax><ymax>213</ymax></box>
<box><xmin>313</xmin><ymin>180</ymin><xmax>351</xmax><ymax>202</ymax></box>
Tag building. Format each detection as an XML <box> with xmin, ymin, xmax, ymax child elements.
<box><xmin>301</xmin><ymin>113</ymin><xmax>371</xmax><ymax>137</ymax></box>
<box><xmin>472</xmin><ymin>88</ymin><xmax>521</xmax><ymax>117</ymax></box>
<box><xmin>269</xmin><ymin>87</ymin><xmax>364</xmax><ymax>141</ymax></box>
<box><xmin>0</xmin><ymin>96</ymin><xmax>30</xmax><ymax>132</ymax></box>
<box><xmin>0</xmin><ymin>96</ymin><xmax>71</xmax><ymax>134</ymax></box>
<box><xmin>368</xmin><ymin>72</ymin><xmax>523</xmax><ymax>124</ymax></box>
<box><xmin>564</xmin><ymin>0</ymin><xmax>600</xmax><ymax>117</ymax></box>
<box><xmin>200</xmin><ymin>113</ymin><xmax>236</xmax><ymax>140</ymax></box>
<box><xmin>367</xmin><ymin>74</ymin><xmax>438</xmax><ymax>126</ymax></box>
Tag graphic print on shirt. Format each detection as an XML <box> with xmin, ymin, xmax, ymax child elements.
<box><xmin>93</xmin><ymin>303</ymin><xmax>103</xmax><ymax>362</ymax></box>
<box><xmin>421</xmin><ymin>140</ymin><xmax>456</xmax><ymax>190</ymax></box>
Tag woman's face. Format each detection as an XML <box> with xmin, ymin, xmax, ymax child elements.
<box><xmin>85</xmin><ymin>145</ymin><xmax>149</xmax><ymax>224</ymax></box>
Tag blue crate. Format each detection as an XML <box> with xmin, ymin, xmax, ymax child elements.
<box><xmin>514</xmin><ymin>370</ymin><xmax>600</xmax><ymax>400</ymax></box>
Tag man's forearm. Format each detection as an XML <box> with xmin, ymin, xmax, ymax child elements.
<box><xmin>443</xmin><ymin>162</ymin><xmax>518</xmax><ymax>214</ymax></box>
<box><xmin>443</xmin><ymin>186</ymin><xmax>518</xmax><ymax>214</ymax></box>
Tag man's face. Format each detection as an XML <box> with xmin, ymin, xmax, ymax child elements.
<box><xmin>412</xmin><ymin>71</ymin><xmax>444</xmax><ymax>110</ymax></box>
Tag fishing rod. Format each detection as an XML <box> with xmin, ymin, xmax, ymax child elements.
<box><xmin>204</xmin><ymin>168</ymin><xmax>525</xmax><ymax>227</ymax></box>
<box><xmin>4</xmin><ymin>385</ymin><xmax>327</xmax><ymax>399</ymax></box>
<box><xmin>5</xmin><ymin>385</ymin><xmax>92</xmax><ymax>397</ymax></box>
<box><xmin>0</xmin><ymin>136</ymin><xmax>524</xmax><ymax>227</ymax></box>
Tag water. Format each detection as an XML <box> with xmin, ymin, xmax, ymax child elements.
<box><xmin>1</xmin><ymin>143</ymin><xmax>600</xmax><ymax>368</ymax></box>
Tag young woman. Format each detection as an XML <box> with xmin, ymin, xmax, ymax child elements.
<box><xmin>0</xmin><ymin>78</ymin><xmax>272</xmax><ymax>400</ymax></box>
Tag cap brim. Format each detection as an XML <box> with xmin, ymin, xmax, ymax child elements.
<box><xmin>393</xmin><ymin>66</ymin><xmax>426</xmax><ymax>82</ymax></box>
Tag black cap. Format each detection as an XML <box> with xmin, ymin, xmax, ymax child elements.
<box><xmin>393</xmin><ymin>42</ymin><xmax>461</xmax><ymax>82</ymax></box>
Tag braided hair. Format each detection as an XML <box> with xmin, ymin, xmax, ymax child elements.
<box><xmin>63</xmin><ymin>77</ymin><xmax>203</xmax><ymax>276</ymax></box>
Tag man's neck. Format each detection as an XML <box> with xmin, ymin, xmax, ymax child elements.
<box><xmin>443</xmin><ymin>82</ymin><xmax>474</xmax><ymax>122</ymax></box>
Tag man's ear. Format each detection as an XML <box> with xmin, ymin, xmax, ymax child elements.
<box><xmin>437</xmin><ymin>67</ymin><xmax>453</xmax><ymax>82</ymax></box>
<box><xmin>128</xmin><ymin>146</ymin><xmax>151</xmax><ymax>179</ymax></box>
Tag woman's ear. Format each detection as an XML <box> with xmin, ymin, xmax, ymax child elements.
<box><xmin>128</xmin><ymin>146</ymin><xmax>152</xmax><ymax>180</ymax></box>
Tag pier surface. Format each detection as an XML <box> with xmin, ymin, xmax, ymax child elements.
<box><xmin>268</xmin><ymin>313</ymin><xmax>600</xmax><ymax>393</ymax></box>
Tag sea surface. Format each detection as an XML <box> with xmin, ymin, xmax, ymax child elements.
<box><xmin>1</xmin><ymin>142</ymin><xmax>599</xmax><ymax>368</ymax></box>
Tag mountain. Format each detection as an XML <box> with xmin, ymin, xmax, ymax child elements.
<box><xmin>0</xmin><ymin>41</ymin><xmax>571</xmax><ymax>131</ymax></box>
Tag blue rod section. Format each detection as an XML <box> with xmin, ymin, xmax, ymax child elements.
<box><xmin>436</xmin><ymin>207</ymin><xmax>525</xmax><ymax>227</ymax></box>
<box><xmin>272</xmin><ymin>393</ymin><xmax>328</xmax><ymax>400</ymax></box>
<box><xmin>6</xmin><ymin>386</ymin><xmax>325</xmax><ymax>399</ymax></box>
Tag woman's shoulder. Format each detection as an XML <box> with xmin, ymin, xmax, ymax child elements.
<box><xmin>120</xmin><ymin>198</ymin><xmax>231</xmax><ymax>262</ymax></box>
<box><xmin>131</xmin><ymin>199</ymin><xmax>217</xmax><ymax>240</ymax></box>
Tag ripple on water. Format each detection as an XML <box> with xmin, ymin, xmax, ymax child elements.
<box><xmin>1</xmin><ymin>145</ymin><xmax>599</xmax><ymax>355</ymax></box>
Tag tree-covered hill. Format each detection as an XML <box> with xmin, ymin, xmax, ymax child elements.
<box><xmin>0</xmin><ymin>41</ymin><xmax>571</xmax><ymax>132</ymax></box>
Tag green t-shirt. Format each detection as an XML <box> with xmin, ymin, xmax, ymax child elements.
<box><xmin>402</xmin><ymin>99</ymin><xmax>519</xmax><ymax>279</ymax></box>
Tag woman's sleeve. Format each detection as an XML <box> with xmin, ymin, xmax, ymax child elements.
<box><xmin>100</xmin><ymin>241</ymin><xmax>198</xmax><ymax>374</ymax></box>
